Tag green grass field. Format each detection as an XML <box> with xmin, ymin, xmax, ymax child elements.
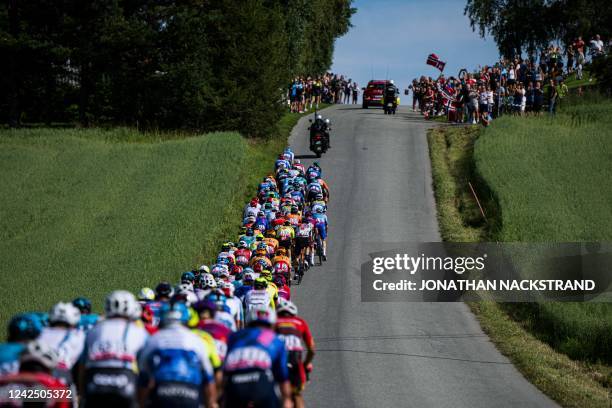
<box><xmin>0</xmin><ymin>108</ymin><xmax>314</xmax><ymax>330</ymax></box>
<box><xmin>428</xmin><ymin>94</ymin><xmax>612</xmax><ymax>406</ymax></box>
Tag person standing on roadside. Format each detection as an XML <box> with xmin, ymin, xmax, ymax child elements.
<box><xmin>547</xmin><ymin>79</ymin><xmax>558</xmax><ymax>115</ymax></box>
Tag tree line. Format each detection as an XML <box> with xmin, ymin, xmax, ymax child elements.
<box><xmin>1</xmin><ymin>0</ymin><xmax>354</xmax><ymax>136</ymax></box>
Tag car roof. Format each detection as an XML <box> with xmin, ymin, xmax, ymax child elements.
<box><xmin>368</xmin><ymin>80</ymin><xmax>390</xmax><ymax>85</ymax></box>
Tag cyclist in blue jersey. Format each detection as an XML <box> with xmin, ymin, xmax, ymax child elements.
<box><xmin>72</xmin><ymin>297</ymin><xmax>99</xmax><ymax>332</ymax></box>
<box><xmin>138</xmin><ymin>302</ymin><xmax>217</xmax><ymax>408</ymax></box>
<box><xmin>0</xmin><ymin>314</ymin><xmax>42</xmax><ymax>376</ymax></box>
<box><xmin>223</xmin><ymin>306</ymin><xmax>291</xmax><ymax>408</ymax></box>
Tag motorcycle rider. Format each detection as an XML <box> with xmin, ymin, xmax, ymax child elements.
<box><xmin>383</xmin><ymin>80</ymin><xmax>398</xmax><ymax>113</ymax></box>
<box><xmin>309</xmin><ymin>114</ymin><xmax>331</xmax><ymax>149</ymax></box>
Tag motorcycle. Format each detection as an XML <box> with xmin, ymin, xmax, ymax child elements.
<box><xmin>308</xmin><ymin>118</ymin><xmax>329</xmax><ymax>158</ymax></box>
<box><xmin>383</xmin><ymin>97</ymin><xmax>397</xmax><ymax>115</ymax></box>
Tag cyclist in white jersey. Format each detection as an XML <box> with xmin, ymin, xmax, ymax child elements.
<box><xmin>79</xmin><ymin>290</ymin><xmax>147</xmax><ymax>408</ymax></box>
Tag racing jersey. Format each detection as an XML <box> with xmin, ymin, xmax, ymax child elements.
<box><xmin>77</xmin><ymin>314</ymin><xmax>100</xmax><ymax>332</ymax></box>
<box><xmin>272</xmin><ymin>255</ymin><xmax>291</xmax><ymax>276</ymax></box>
<box><xmin>142</xmin><ymin>301</ymin><xmax>167</xmax><ymax>329</ymax></box>
<box><xmin>225</xmin><ymin>297</ymin><xmax>243</xmax><ymax>327</ymax></box>
<box><xmin>0</xmin><ymin>372</ymin><xmax>71</xmax><ymax>408</ymax></box>
<box><xmin>244</xmin><ymin>289</ymin><xmax>273</xmax><ymax>312</ymax></box>
<box><xmin>277</xmin><ymin>284</ymin><xmax>291</xmax><ymax>301</ymax></box>
<box><xmin>313</xmin><ymin>213</ymin><xmax>328</xmax><ymax>226</ymax></box>
<box><xmin>0</xmin><ymin>343</ymin><xmax>24</xmax><ymax>376</ymax></box>
<box><xmin>287</xmin><ymin>214</ymin><xmax>302</xmax><ymax>228</ymax></box>
<box><xmin>275</xmin><ymin>316</ymin><xmax>314</xmax><ymax>353</ymax></box>
<box><xmin>296</xmin><ymin>223</ymin><xmax>314</xmax><ymax>240</ymax></box>
<box><xmin>224</xmin><ymin>328</ymin><xmax>288</xmax><ymax>384</ymax></box>
<box><xmin>191</xmin><ymin>329</ymin><xmax>222</xmax><ymax>370</ymax></box>
<box><xmin>82</xmin><ymin>318</ymin><xmax>148</xmax><ymax>372</ymax></box>
<box><xmin>38</xmin><ymin>327</ymin><xmax>85</xmax><ymax>374</ymax></box>
<box><xmin>198</xmin><ymin>320</ymin><xmax>232</xmax><ymax>362</ymax></box>
<box><xmin>277</xmin><ymin>226</ymin><xmax>295</xmax><ymax>242</ymax></box>
<box><xmin>235</xmin><ymin>284</ymin><xmax>253</xmax><ymax>302</ymax></box>
<box><xmin>138</xmin><ymin>323</ymin><xmax>214</xmax><ymax>387</ymax></box>
<box><xmin>214</xmin><ymin>307</ymin><xmax>237</xmax><ymax>332</ymax></box>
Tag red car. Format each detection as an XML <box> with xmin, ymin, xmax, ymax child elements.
<box><xmin>362</xmin><ymin>80</ymin><xmax>391</xmax><ymax>108</ymax></box>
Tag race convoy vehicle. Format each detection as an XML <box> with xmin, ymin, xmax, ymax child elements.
<box><xmin>0</xmin><ymin>146</ymin><xmax>326</xmax><ymax>408</ymax></box>
<box><xmin>362</xmin><ymin>79</ymin><xmax>394</xmax><ymax>108</ymax></box>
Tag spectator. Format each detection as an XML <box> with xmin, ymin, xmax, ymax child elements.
<box><xmin>548</xmin><ymin>79</ymin><xmax>558</xmax><ymax>115</ymax></box>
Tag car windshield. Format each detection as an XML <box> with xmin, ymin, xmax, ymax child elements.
<box><xmin>368</xmin><ymin>84</ymin><xmax>385</xmax><ymax>90</ymax></box>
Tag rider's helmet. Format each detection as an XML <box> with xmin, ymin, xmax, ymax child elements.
<box><xmin>49</xmin><ymin>302</ymin><xmax>80</xmax><ymax>327</ymax></box>
<box><xmin>155</xmin><ymin>282</ymin><xmax>174</xmax><ymax>299</ymax></box>
<box><xmin>138</xmin><ymin>287</ymin><xmax>156</xmax><ymax>302</ymax></box>
<box><xmin>325</xmin><ymin>118</ymin><xmax>331</xmax><ymax>125</ymax></box>
<box><xmin>181</xmin><ymin>271</ymin><xmax>196</xmax><ymax>285</ymax></box>
<box><xmin>72</xmin><ymin>297</ymin><xmax>92</xmax><ymax>314</ymax></box>
<box><xmin>246</xmin><ymin>306</ymin><xmax>276</xmax><ymax>327</ymax></box>
<box><xmin>390</xmin><ymin>79</ymin><xmax>394</xmax><ymax>84</ymax></box>
<box><xmin>259</xmin><ymin>269</ymin><xmax>273</xmax><ymax>282</ymax></box>
<box><xmin>257</xmin><ymin>242</ymin><xmax>268</xmax><ymax>251</ymax></box>
<box><xmin>202</xmin><ymin>273</ymin><xmax>217</xmax><ymax>289</ymax></box>
<box><xmin>315</xmin><ymin>193</ymin><xmax>324</xmax><ymax>200</ymax></box>
<box><xmin>254</xmin><ymin>277</ymin><xmax>268</xmax><ymax>289</ymax></box>
<box><xmin>265</xmin><ymin>230</ymin><xmax>276</xmax><ymax>238</ymax></box>
<box><xmin>160</xmin><ymin>302</ymin><xmax>190</xmax><ymax>326</ymax></box>
<box><xmin>277</xmin><ymin>299</ymin><xmax>298</xmax><ymax>316</ymax></box>
<box><xmin>198</xmin><ymin>265</ymin><xmax>210</xmax><ymax>275</ymax></box>
<box><xmin>206</xmin><ymin>291</ymin><xmax>228</xmax><ymax>312</ymax></box>
<box><xmin>105</xmin><ymin>290</ymin><xmax>140</xmax><ymax>320</ymax></box>
<box><xmin>192</xmin><ymin>299</ymin><xmax>217</xmax><ymax>318</ymax></box>
<box><xmin>238</xmin><ymin>240</ymin><xmax>248</xmax><ymax>249</ymax></box>
<box><xmin>243</xmin><ymin>272</ymin><xmax>255</xmax><ymax>283</ymax></box>
<box><xmin>8</xmin><ymin>314</ymin><xmax>42</xmax><ymax>342</ymax></box>
<box><xmin>316</xmin><ymin>114</ymin><xmax>323</xmax><ymax>120</ymax></box>
<box><xmin>20</xmin><ymin>340</ymin><xmax>59</xmax><ymax>371</ymax></box>
<box><xmin>276</xmin><ymin>247</ymin><xmax>287</xmax><ymax>257</ymax></box>
<box><xmin>291</xmin><ymin>205</ymin><xmax>299</xmax><ymax>214</ymax></box>
<box><xmin>245</xmin><ymin>228</ymin><xmax>254</xmax><ymax>236</ymax></box>
<box><xmin>176</xmin><ymin>282</ymin><xmax>194</xmax><ymax>294</ymax></box>
<box><xmin>273</xmin><ymin>275</ymin><xmax>286</xmax><ymax>288</ymax></box>
<box><xmin>315</xmin><ymin>206</ymin><xmax>324</xmax><ymax>214</ymax></box>
<box><xmin>283</xmin><ymin>219</ymin><xmax>291</xmax><ymax>226</ymax></box>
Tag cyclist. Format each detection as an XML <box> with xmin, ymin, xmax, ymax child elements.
<box><xmin>0</xmin><ymin>340</ymin><xmax>70</xmax><ymax>408</ymax></box>
<box><xmin>275</xmin><ymin>300</ymin><xmax>315</xmax><ymax>408</ymax></box>
<box><xmin>206</xmin><ymin>291</ymin><xmax>237</xmax><ymax>332</ymax></box>
<box><xmin>244</xmin><ymin>278</ymin><xmax>274</xmax><ymax>313</ymax></box>
<box><xmin>312</xmin><ymin>207</ymin><xmax>328</xmax><ymax>261</ymax></box>
<box><xmin>223</xmin><ymin>307</ymin><xmax>292</xmax><ymax>408</ymax></box>
<box><xmin>276</xmin><ymin>220</ymin><xmax>295</xmax><ymax>258</ymax></box>
<box><xmin>193</xmin><ymin>300</ymin><xmax>231</xmax><ymax>364</ymax></box>
<box><xmin>235</xmin><ymin>272</ymin><xmax>255</xmax><ymax>301</ymax></box>
<box><xmin>294</xmin><ymin>220</ymin><xmax>314</xmax><ymax>271</ymax></box>
<box><xmin>38</xmin><ymin>302</ymin><xmax>85</xmax><ymax>386</ymax></box>
<box><xmin>138</xmin><ymin>302</ymin><xmax>217</xmax><ymax>408</ymax></box>
<box><xmin>79</xmin><ymin>290</ymin><xmax>147</xmax><ymax>408</ymax></box>
<box><xmin>181</xmin><ymin>271</ymin><xmax>197</xmax><ymax>286</ymax></box>
<box><xmin>0</xmin><ymin>314</ymin><xmax>42</xmax><ymax>376</ymax></box>
<box><xmin>72</xmin><ymin>297</ymin><xmax>99</xmax><ymax>332</ymax></box>
<box><xmin>272</xmin><ymin>248</ymin><xmax>292</xmax><ymax>283</ymax></box>
<box><xmin>274</xmin><ymin>275</ymin><xmax>291</xmax><ymax>301</ymax></box>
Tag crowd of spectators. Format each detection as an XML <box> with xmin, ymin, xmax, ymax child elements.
<box><xmin>410</xmin><ymin>35</ymin><xmax>608</xmax><ymax>125</ymax></box>
<box><xmin>288</xmin><ymin>73</ymin><xmax>359</xmax><ymax>113</ymax></box>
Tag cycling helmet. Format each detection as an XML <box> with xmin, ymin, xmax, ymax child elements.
<box><xmin>221</xmin><ymin>242</ymin><xmax>232</xmax><ymax>252</ymax></box>
<box><xmin>245</xmin><ymin>228</ymin><xmax>254</xmax><ymax>236</ymax></box>
<box><xmin>273</xmin><ymin>275</ymin><xmax>286</xmax><ymax>287</ymax></box>
<box><xmin>72</xmin><ymin>297</ymin><xmax>92</xmax><ymax>314</ymax></box>
<box><xmin>206</xmin><ymin>291</ymin><xmax>228</xmax><ymax>312</ymax></box>
<box><xmin>238</xmin><ymin>240</ymin><xmax>248</xmax><ymax>249</ymax></box>
<box><xmin>160</xmin><ymin>302</ymin><xmax>190</xmax><ymax>326</ymax></box>
<box><xmin>260</xmin><ymin>270</ymin><xmax>273</xmax><ymax>282</ymax></box>
<box><xmin>315</xmin><ymin>193</ymin><xmax>324</xmax><ymax>200</ymax></box>
<box><xmin>105</xmin><ymin>290</ymin><xmax>140</xmax><ymax>320</ymax></box>
<box><xmin>315</xmin><ymin>206</ymin><xmax>324</xmax><ymax>214</ymax></box>
<box><xmin>192</xmin><ymin>299</ymin><xmax>217</xmax><ymax>317</ymax></box>
<box><xmin>138</xmin><ymin>287</ymin><xmax>156</xmax><ymax>302</ymax></box>
<box><xmin>181</xmin><ymin>271</ymin><xmax>196</xmax><ymax>284</ymax></box>
<box><xmin>176</xmin><ymin>282</ymin><xmax>194</xmax><ymax>294</ymax></box>
<box><xmin>265</xmin><ymin>230</ymin><xmax>276</xmax><ymax>238</ymax></box>
<box><xmin>276</xmin><ymin>248</ymin><xmax>287</xmax><ymax>256</ymax></box>
<box><xmin>254</xmin><ymin>277</ymin><xmax>268</xmax><ymax>289</ymax></box>
<box><xmin>8</xmin><ymin>314</ymin><xmax>42</xmax><ymax>342</ymax></box>
<box><xmin>202</xmin><ymin>273</ymin><xmax>217</xmax><ymax>289</ymax></box>
<box><xmin>277</xmin><ymin>299</ymin><xmax>298</xmax><ymax>316</ymax></box>
<box><xmin>246</xmin><ymin>306</ymin><xmax>276</xmax><ymax>327</ymax></box>
<box><xmin>243</xmin><ymin>272</ymin><xmax>255</xmax><ymax>283</ymax></box>
<box><xmin>20</xmin><ymin>340</ymin><xmax>59</xmax><ymax>370</ymax></box>
<box><xmin>49</xmin><ymin>302</ymin><xmax>80</xmax><ymax>327</ymax></box>
<box><xmin>198</xmin><ymin>265</ymin><xmax>210</xmax><ymax>274</ymax></box>
<box><xmin>155</xmin><ymin>282</ymin><xmax>174</xmax><ymax>299</ymax></box>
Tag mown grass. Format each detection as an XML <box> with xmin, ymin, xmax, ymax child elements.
<box><xmin>427</xmin><ymin>96</ymin><xmax>612</xmax><ymax>406</ymax></box>
<box><xmin>0</xmin><ymin>107</ymin><xmax>318</xmax><ymax>332</ymax></box>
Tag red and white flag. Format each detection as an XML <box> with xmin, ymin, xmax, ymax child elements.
<box><xmin>426</xmin><ymin>53</ymin><xmax>446</xmax><ymax>72</ymax></box>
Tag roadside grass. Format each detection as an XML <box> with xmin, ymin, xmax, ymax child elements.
<box><xmin>427</xmin><ymin>98</ymin><xmax>612</xmax><ymax>407</ymax></box>
<box><xmin>0</xmin><ymin>107</ymin><xmax>320</xmax><ymax>332</ymax></box>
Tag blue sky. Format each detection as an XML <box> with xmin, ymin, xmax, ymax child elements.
<box><xmin>331</xmin><ymin>0</ymin><xmax>500</xmax><ymax>91</ymax></box>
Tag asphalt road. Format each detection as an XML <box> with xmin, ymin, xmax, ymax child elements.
<box><xmin>289</xmin><ymin>105</ymin><xmax>556</xmax><ymax>408</ymax></box>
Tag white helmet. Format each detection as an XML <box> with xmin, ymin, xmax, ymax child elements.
<box><xmin>105</xmin><ymin>290</ymin><xmax>141</xmax><ymax>320</ymax></box>
<box><xmin>316</xmin><ymin>114</ymin><xmax>323</xmax><ymax>120</ymax></box>
<box><xmin>246</xmin><ymin>305</ymin><xmax>276</xmax><ymax>326</ymax></box>
<box><xmin>176</xmin><ymin>282</ymin><xmax>194</xmax><ymax>294</ymax></box>
<box><xmin>49</xmin><ymin>302</ymin><xmax>80</xmax><ymax>327</ymax></box>
<box><xmin>20</xmin><ymin>340</ymin><xmax>59</xmax><ymax>370</ymax></box>
<box><xmin>277</xmin><ymin>298</ymin><xmax>298</xmax><ymax>316</ymax></box>
<box><xmin>198</xmin><ymin>265</ymin><xmax>210</xmax><ymax>274</ymax></box>
<box><xmin>203</xmin><ymin>273</ymin><xmax>217</xmax><ymax>289</ymax></box>
<box><xmin>390</xmin><ymin>79</ymin><xmax>394</xmax><ymax>84</ymax></box>
<box><xmin>138</xmin><ymin>287</ymin><xmax>155</xmax><ymax>302</ymax></box>
<box><xmin>325</xmin><ymin>118</ymin><xmax>331</xmax><ymax>124</ymax></box>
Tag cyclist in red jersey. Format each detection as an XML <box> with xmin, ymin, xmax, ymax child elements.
<box><xmin>0</xmin><ymin>340</ymin><xmax>71</xmax><ymax>408</ymax></box>
<box><xmin>275</xmin><ymin>299</ymin><xmax>315</xmax><ymax>408</ymax></box>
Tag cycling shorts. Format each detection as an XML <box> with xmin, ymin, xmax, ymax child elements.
<box><xmin>278</xmin><ymin>238</ymin><xmax>292</xmax><ymax>249</ymax></box>
<box><xmin>224</xmin><ymin>370</ymin><xmax>279</xmax><ymax>408</ymax></box>
<box><xmin>149</xmin><ymin>381</ymin><xmax>199</xmax><ymax>408</ymax></box>
<box><xmin>294</xmin><ymin>237</ymin><xmax>310</xmax><ymax>254</ymax></box>
<box><xmin>83</xmin><ymin>368</ymin><xmax>136</xmax><ymax>408</ymax></box>
<box><xmin>316</xmin><ymin>224</ymin><xmax>327</xmax><ymax>240</ymax></box>
<box><xmin>287</xmin><ymin>351</ymin><xmax>306</xmax><ymax>394</ymax></box>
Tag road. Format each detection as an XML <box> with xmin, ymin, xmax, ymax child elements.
<box><xmin>289</xmin><ymin>105</ymin><xmax>556</xmax><ymax>408</ymax></box>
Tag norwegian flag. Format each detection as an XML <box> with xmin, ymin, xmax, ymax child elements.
<box><xmin>426</xmin><ymin>53</ymin><xmax>446</xmax><ymax>72</ymax></box>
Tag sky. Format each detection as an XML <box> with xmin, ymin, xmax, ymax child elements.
<box><xmin>331</xmin><ymin>0</ymin><xmax>500</xmax><ymax>92</ymax></box>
